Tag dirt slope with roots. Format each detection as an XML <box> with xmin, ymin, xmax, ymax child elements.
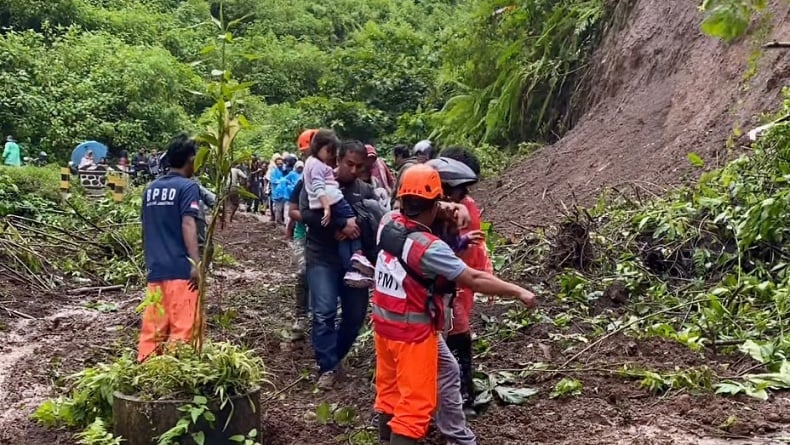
<box><xmin>480</xmin><ymin>0</ymin><xmax>790</xmax><ymax>235</ymax></box>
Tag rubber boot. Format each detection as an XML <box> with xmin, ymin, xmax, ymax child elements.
<box><xmin>447</xmin><ymin>332</ymin><xmax>475</xmax><ymax>416</ymax></box>
<box><xmin>378</xmin><ymin>413</ymin><xmax>393</xmax><ymax>444</ymax></box>
<box><xmin>389</xmin><ymin>433</ymin><xmax>419</xmax><ymax>445</ymax></box>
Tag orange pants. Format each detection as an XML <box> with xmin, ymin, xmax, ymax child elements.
<box><xmin>137</xmin><ymin>280</ymin><xmax>198</xmax><ymax>362</ymax></box>
<box><xmin>374</xmin><ymin>332</ymin><xmax>439</xmax><ymax>440</ymax></box>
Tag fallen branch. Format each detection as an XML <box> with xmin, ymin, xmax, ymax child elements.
<box><xmin>560</xmin><ymin>298</ymin><xmax>709</xmax><ymax>368</ymax></box>
<box><xmin>262</xmin><ymin>374</ymin><xmax>307</xmax><ymax>402</ymax></box>
<box><xmin>1</xmin><ymin>306</ymin><xmax>35</xmax><ymax>319</ymax></box>
<box><xmin>763</xmin><ymin>41</ymin><xmax>790</xmax><ymax>49</ymax></box>
<box><xmin>67</xmin><ymin>285</ymin><xmax>124</xmax><ymax>295</ymax></box>
<box><xmin>492</xmin><ymin>365</ymin><xmax>625</xmax><ymax>375</ymax></box>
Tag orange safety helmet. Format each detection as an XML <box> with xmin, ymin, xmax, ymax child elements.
<box><xmin>397</xmin><ymin>164</ymin><xmax>442</xmax><ymax>200</ymax></box>
<box><xmin>297</xmin><ymin>129</ymin><xmax>318</xmax><ymax>152</ymax></box>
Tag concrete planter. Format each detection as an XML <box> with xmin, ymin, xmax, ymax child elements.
<box><xmin>112</xmin><ymin>387</ymin><xmax>261</xmax><ymax>445</ymax></box>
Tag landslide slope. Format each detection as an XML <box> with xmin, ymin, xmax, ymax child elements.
<box><xmin>481</xmin><ymin>0</ymin><xmax>790</xmax><ymax>236</ymax></box>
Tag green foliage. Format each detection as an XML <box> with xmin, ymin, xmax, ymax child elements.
<box><xmin>0</xmin><ymin>166</ymin><xmax>61</xmax><ymax>216</ymax></box>
<box><xmin>699</xmin><ymin>0</ymin><xmax>767</xmax><ymax>42</ymax></box>
<box><xmin>0</xmin><ymin>165</ymin><xmax>60</xmax><ymax>201</ymax></box>
<box><xmin>33</xmin><ymin>341</ymin><xmax>265</xmax><ymax>429</ymax></box>
<box><xmin>0</xmin><ymin>28</ymin><xmax>202</xmax><ymax>159</ymax></box>
<box><xmin>230</xmin><ymin>429</ymin><xmax>262</xmax><ymax>445</ymax></box>
<box><xmin>0</xmin><ymin>0</ymin><xmax>629</xmax><ymax>166</ymax></box>
<box><xmin>314</xmin><ymin>402</ymin><xmax>358</xmax><ymax>426</ymax></box>
<box><xmin>33</xmin><ymin>356</ymin><xmax>127</xmax><ymax>428</ymax></box>
<box><xmin>474</xmin><ymin>371</ymin><xmax>539</xmax><ymax>406</ymax></box>
<box><xmin>550</xmin><ymin>377</ymin><xmax>583</xmax><ymax>398</ymax></box>
<box><xmin>433</xmin><ymin>0</ymin><xmax>605</xmax><ymax>146</ymax></box>
<box><xmin>491</xmin><ymin>93</ymin><xmax>790</xmax><ymax>399</ymax></box>
<box><xmin>75</xmin><ymin>418</ymin><xmax>123</xmax><ymax>445</ymax></box>
<box><xmin>621</xmin><ymin>366</ymin><xmax>716</xmax><ymax>394</ymax></box>
<box><xmin>0</xmin><ymin>178</ymin><xmax>143</xmax><ymax>286</ymax></box>
<box><xmin>687</xmin><ymin>152</ymin><xmax>705</xmax><ymax>168</ymax></box>
<box><xmin>156</xmin><ymin>395</ymin><xmax>217</xmax><ymax>445</ymax></box>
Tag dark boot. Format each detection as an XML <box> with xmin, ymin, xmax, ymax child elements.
<box><xmin>447</xmin><ymin>332</ymin><xmax>475</xmax><ymax>415</ymax></box>
<box><xmin>389</xmin><ymin>433</ymin><xmax>419</xmax><ymax>445</ymax></box>
<box><xmin>377</xmin><ymin>413</ymin><xmax>393</xmax><ymax>444</ymax></box>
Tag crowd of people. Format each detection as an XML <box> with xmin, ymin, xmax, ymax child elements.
<box><xmin>137</xmin><ymin>129</ymin><xmax>537</xmax><ymax>445</ymax></box>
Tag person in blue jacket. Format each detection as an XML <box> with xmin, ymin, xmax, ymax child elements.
<box><xmin>270</xmin><ymin>158</ymin><xmax>287</xmax><ymax>225</ymax></box>
<box><xmin>274</xmin><ymin>160</ymin><xmax>303</xmax><ymax>230</ymax></box>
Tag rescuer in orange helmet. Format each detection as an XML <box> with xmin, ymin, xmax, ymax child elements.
<box><xmin>298</xmin><ymin>128</ymin><xmax>318</xmax><ymax>154</ymax></box>
<box><xmin>372</xmin><ymin>164</ymin><xmax>537</xmax><ymax>445</ymax></box>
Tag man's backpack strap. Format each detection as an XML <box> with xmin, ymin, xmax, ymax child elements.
<box><xmin>378</xmin><ymin>221</ymin><xmax>439</xmax><ymax>319</ymax></box>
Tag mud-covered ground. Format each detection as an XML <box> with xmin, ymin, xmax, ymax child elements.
<box><xmin>2</xmin><ymin>214</ymin><xmax>790</xmax><ymax>444</ymax></box>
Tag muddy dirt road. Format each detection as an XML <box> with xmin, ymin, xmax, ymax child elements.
<box><xmin>1</xmin><ymin>215</ymin><xmax>790</xmax><ymax>444</ymax></box>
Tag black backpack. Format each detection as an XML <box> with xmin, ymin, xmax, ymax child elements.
<box><xmin>352</xmin><ymin>198</ymin><xmax>386</xmax><ymax>264</ymax></box>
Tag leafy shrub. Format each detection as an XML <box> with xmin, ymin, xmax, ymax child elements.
<box><xmin>0</xmin><ymin>165</ymin><xmax>60</xmax><ymax>200</ymax></box>
<box><xmin>0</xmin><ymin>166</ymin><xmax>61</xmax><ymax>216</ymax></box>
<box><xmin>699</xmin><ymin>0</ymin><xmax>767</xmax><ymax>42</ymax></box>
<box><xmin>433</xmin><ymin>0</ymin><xmax>606</xmax><ymax>146</ymax></box>
<box><xmin>33</xmin><ymin>341</ymin><xmax>265</xmax><ymax>429</ymax></box>
<box><xmin>517</xmin><ymin>94</ymin><xmax>790</xmax><ymax>374</ymax></box>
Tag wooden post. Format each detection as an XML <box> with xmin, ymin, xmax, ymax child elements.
<box><xmin>59</xmin><ymin>167</ymin><xmax>71</xmax><ymax>193</ymax></box>
<box><xmin>110</xmin><ymin>171</ymin><xmax>128</xmax><ymax>203</ymax></box>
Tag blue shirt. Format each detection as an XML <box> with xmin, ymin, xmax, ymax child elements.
<box><xmin>141</xmin><ymin>173</ymin><xmax>200</xmax><ymax>282</ymax></box>
<box><xmin>275</xmin><ymin>170</ymin><xmax>301</xmax><ymax>202</ymax></box>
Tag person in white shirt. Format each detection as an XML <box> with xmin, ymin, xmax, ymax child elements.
<box><xmin>79</xmin><ymin>150</ymin><xmax>96</xmax><ymax>170</ymax></box>
<box><xmin>223</xmin><ymin>165</ymin><xmax>247</xmax><ymax>228</ymax></box>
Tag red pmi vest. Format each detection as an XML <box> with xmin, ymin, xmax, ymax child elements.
<box><xmin>371</xmin><ymin>213</ymin><xmax>444</xmax><ymax>343</ymax></box>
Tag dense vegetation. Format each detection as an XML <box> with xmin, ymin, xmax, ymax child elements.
<box><xmin>0</xmin><ymin>0</ymin><xmax>612</xmax><ymax>164</ymax></box>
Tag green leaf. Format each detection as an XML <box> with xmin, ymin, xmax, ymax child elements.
<box><xmin>745</xmin><ymin>387</ymin><xmax>769</xmax><ymax>400</ymax></box>
<box><xmin>687</xmin><ymin>152</ymin><xmax>705</xmax><ymax>167</ymax></box>
<box><xmin>493</xmin><ymin>386</ymin><xmax>539</xmax><ymax>404</ymax></box>
<box><xmin>210</xmin><ymin>16</ymin><xmax>222</xmax><ymax>30</ymax></box>
<box><xmin>199</xmin><ymin>45</ymin><xmax>217</xmax><ymax>56</ymax></box>
<box><xmin>715</xmin><ymin>381</ymin><xmax>745</xmax><ymax>396</ymax></box>
<box><xmin>550</xmin><ymin>377</ymin><xmax>583</xmax><ymax>399</ymax></box>
<box><xmin>700</xmin><ymin>5</ymin><xmax>749</xmax><ymax>42</ymax></box>
<box><xmin>203</xmin><ymin>410</ymin><xmax>216</xmax><ymax>422</ymax></box>
<box><xmin>194</xmin><ymin>147</ymin><xmax>210</xmax><ymax>173</ymax></box>
<box><xmin>192</xmin><ymin>431</ymin><xmax>205</xmax><ymax>445</ymax></box>
<box><xmin>333</xmin><ymin>406</ymin><xmax>357</xmax><ymax>426</ymax></box>
<box><xmin>315</xmin><ymin>402</ymin><xmax>332</xmax><ymax>424</ymax></box>
<box><xmin>230</xmin><ymin>435</ymin><xmax>245</xmax><ymax>443</ymax></box>
<box><xmin>227</xmin><ymin>14</ymin><xmax>255</xmax><ymax>28</ymax></box>
<box><xmin>474</xmin><ymin>390</ymin><xmax>493</xmax><ymax>406</ymax></box>
<box><xmin>193</xmin><ymin>395</ymin><xmax>208</xmax><ymax>405</ymax></box>
<box><xmin>190</xmin><ymin>407</ymin><xmax>203</xmax><ymax>424</ymax></box>
<box><xmin>739</xmin><ymin>340</ymin><xmax>772</xmax><ymax>364</ymax></box>
<box><xmin>237</xmin><ymin>187</ymin><xmax>258</xmax><ymax>200</ymax></box>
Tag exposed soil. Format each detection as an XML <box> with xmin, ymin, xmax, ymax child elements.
<box><xmin>480</xmin><ymin>0</ymin><xmax>790</xmax><ymax>237</ymax></box>
<box><xmin>2</xmin><ymin>215</ymin><xmax>790</xmax><ymax>444</ymax></box>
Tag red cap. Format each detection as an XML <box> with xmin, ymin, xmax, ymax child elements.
<box><xmin>365</xmin><ymin>144</ymin><xmax>377</xmax><ymax>158</ymax></box>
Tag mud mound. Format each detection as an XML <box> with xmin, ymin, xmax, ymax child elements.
<box><xmin>481</xmin><ymin>0</ymin><xmax>790</xmax><ymax>236</ymax></box>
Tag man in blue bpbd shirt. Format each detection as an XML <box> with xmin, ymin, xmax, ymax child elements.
<box><xmin>137</xmin><ymin>134</ymin><xmax>202</xmax><ymax>362</ymax></box>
